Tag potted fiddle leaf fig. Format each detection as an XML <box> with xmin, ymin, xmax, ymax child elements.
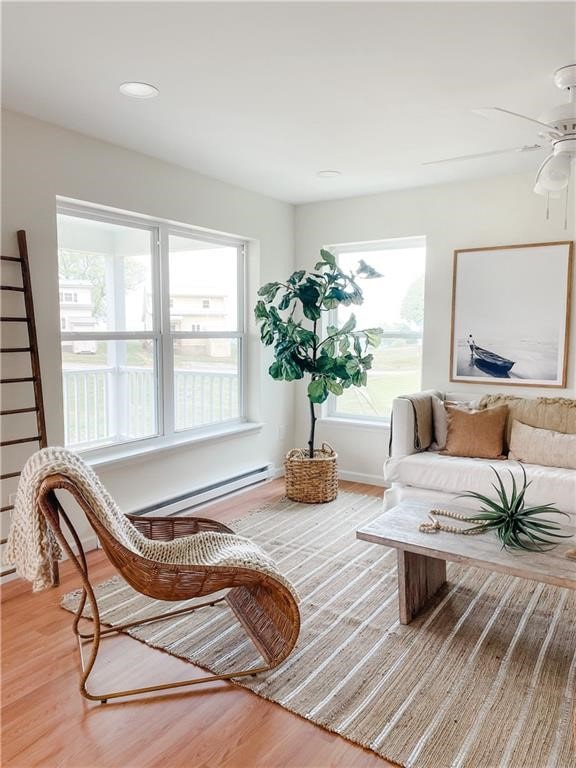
<box><xmin>255</xmin><ymin>249</ymin><xmax>383</xmax><ymax>503</ymax></box>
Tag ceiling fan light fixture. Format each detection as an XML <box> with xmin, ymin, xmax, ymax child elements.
<box><xmin>533</xmin><ymin>180</ymin><xmax>563</xmax><ymax>198</ymax></box>
<box><xmin>536</xmin><ymin>152</ymin><xmax>571</xmax><ymax>193</ymax></box>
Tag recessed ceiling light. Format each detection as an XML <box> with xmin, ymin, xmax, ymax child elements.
<box><xmin>119</xmin><ymin>82</ymin><xmax>159</xmax><ymax>99</ymax></box>
<box><xmin>317</xmin><ymin>170</ymin><xmax>342</xmax><ymax>178</ymax></box>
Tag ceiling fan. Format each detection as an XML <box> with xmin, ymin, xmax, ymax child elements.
<box><xmin>423</xmin><ymin>64</ymin><xmax>576</xmax><ymax>218</ymax></box>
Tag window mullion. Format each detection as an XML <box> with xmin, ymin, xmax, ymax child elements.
<box><xmin>159</xmin><ymin>223</ymin><xmax>175</xmax><ymax>439</ymax></box>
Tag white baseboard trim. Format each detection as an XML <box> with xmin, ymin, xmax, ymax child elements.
<box><xmin>338</xmin><ymin>470</ymin><xmax>386</xmax><ymax>487</ymax></box>
<box><xmin>273</xmin><ymin>466</ymin><xmax>384</xmax><ymax>488</ymax></box>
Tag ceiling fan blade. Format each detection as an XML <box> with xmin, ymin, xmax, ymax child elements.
<box><xmin>422</xmin><ymin>144</ymin><xmax>543</xmax><ymax>166</ymax></box>
<box><xmin>473</xmin><ymin>107</ymin><xmax>564</xmax><ymax>137</ymax></box>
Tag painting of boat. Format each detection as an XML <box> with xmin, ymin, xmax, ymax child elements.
<box><xmin>468</xmin><ymin>335</ymin><xmax>515</xmax><ymax>373</ymax></box>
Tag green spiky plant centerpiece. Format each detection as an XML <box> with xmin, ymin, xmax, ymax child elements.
<box><xmin>426</xmin><ymin>464</ymin><xmax>572</xmax><ymax>552</ymax></box>
<box><xmin>255</xmin><ymin>249</ymin><xmax>383</xmax><ymax>502</ymax></box>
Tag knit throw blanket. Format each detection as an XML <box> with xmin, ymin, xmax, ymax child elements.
<box><xmin>4</xmin><ymin>447</ymin><xmax>298</xmax><ymax>599</ymax></box>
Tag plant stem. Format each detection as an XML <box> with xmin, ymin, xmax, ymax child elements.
<box><xmin>309</xmin><ymin>319</ymin><xmax>318</xmax><ymax>458</ymax></box>
<box><xmin>308</xmin><ymin>398</ymin><xmax>317</xmax><ymax>459</ymax></box>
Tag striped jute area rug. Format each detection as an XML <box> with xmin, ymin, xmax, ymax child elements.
<box><xmin>62</xmin><ymin>491</ymin><xmax>576</xmax><ymax>768</ymax></box>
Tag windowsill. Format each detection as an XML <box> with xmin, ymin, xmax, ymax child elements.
<box><xmin>318</xmin><ymin>416</ymin><xmax>391</xmax><ymax>431</ymax></box>
<box><xmin>82</xmin><ymin>421</ymin><xmax>263</xmax><ymax>471</ymax></box>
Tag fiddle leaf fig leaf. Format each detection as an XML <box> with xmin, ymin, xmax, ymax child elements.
<box><xmin>258</xmin><ymin>282</ymin><xmax>281</xmax><ymax>301</ymax></box>
<box><xmin>364</xmin><ymin>328</ymin><xmax>383</xmax><ymax>348</ymax></box>
<box><xmin>323</xmin><ymin>337</ymin><xmax>336</xmax><ymax>357</ymax></box>
<box><xmin>287</xmin><ymin>270</ymin><xmax>306</xmax><ymax>285</ymax></box>
<box><xmin>308</xmin><ymin>378</ymin><xmax>328</xmax><ymax>403</ymax></box>
<box><xmin>302</xmin><ymin>303</ymin><xmax>321</xmax><ymax>321</ymax></box>
<box><xmin>278</xmin><ymin>292</ymin><xmax>293</xmax><ymax>311</ymax></box>
<box><xmin>345</xmin><ymin>358</ymin><xmax>360</xmax><ymax>374</ymax></box>
<box><xmin>316</xmin><ymin>354</ymin><xmax>334</xmax><ymax>373</ymax></box>
<box><xmin>326</xmin><ymin>379</ymin><xmax>344</xmax><ymax>396</ymax></box>
<box><xmin>341</xmin><ymin>314</ymin><xmax>356</xmax><ymax>334</ymax></box>
<box><xmin>320</xmin><ymin>249</ymin><xmax>337</xmax><ymax>267</ymax></box>
<box><xmin>254</xmin><ymin>300</ymin><xmax>269</xmax><ymax>320</ymax></box>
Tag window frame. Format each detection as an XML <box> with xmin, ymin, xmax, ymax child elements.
<box><xmin>324</xmin><ymin>236</ymin><xmax>426</xmax><ymax>425</ymax></box>
<box><xmin>57</xmin><ymin>201</ymin><xmax>247</xmax><ymax>460</ymax></box>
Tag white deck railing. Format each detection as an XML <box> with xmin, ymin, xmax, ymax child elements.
<box><xmin>62</xmin><ymin>367</ymin><xmax>238</xmax><ymax>448</ymax></box>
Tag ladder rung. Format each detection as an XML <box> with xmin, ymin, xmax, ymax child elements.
<box><xmin>0</xmin><ymin>286</ymin><xmax>25</xmax><ymax>292</ymax></box>
<box><xmin>0</xmin><ymin>505</ymin><xmax>14</xmax><ymax>513</ymax></box>
<box><xmin>1</xmin><ymin>471</ymin><xmax>21</xmax><ymax>480</ymax></box>
<box><xmin>0</xmin><ymin>377</ymin><xmax>35</xmax><ymax>384</ymax></box>
<box><xmin>0</xmin><ymin>256</ymin><xmax>21</xmax><ymax>263</ymax></box>
<box><xmin>0</xmin><ymin>568</ymin><xmax>16</xmax><ymax>577</ymax></box>
<box><xmin>0</xmin><ymin>435</ymin><xmax>40</xmax><ymax>447</ymax></box>
<box><xmin>0</xmin><ymin>407</ymin><xmax>38</xmax><ymax>416</ymax></box>
<box><xmin>0</xmin><ymin>317</ymin><xmax>29</xmax><ymax>322</ymax></box>
<box><xmin>0</xmin><ymin>348</ymin><xmax>32</xmax><ymax>353</ymax></box>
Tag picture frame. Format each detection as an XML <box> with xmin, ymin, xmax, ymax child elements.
<box><xmin>449</xmin><ymin>241</ymin><xmax>573</xmax><ymax>387</ymax></box>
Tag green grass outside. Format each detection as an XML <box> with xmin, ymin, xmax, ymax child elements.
<box><xmin>335</xmin><ymin>341</ymin><xmax>422</xmax><ymax>419</ymax></box>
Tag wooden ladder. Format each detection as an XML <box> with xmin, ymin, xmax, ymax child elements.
<box><xmin>1</xmin><ymin>230</ymin><xmax>52</xmax><ymax>580</ymax></box>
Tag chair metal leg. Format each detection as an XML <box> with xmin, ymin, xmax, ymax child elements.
<box><xmin>75</xmin><ymin>595</ymin><xmax>228</xmax><ymax>640</ymax></box>
<box><xmin>74</xmin><ymin>600</ymin><xmax>272</xmax><ymax>703</ymax></box>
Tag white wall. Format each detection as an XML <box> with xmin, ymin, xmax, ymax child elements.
<box><xmin>295</xmin><ymin>174</ymin><xmax>576</xmax><ymax>483</ymax></box>
<box><xmin>2</xmin><ymin>108</ymin><xmax>575</xmax><ymax>533</ymax></box>
<box><xmin>1</xmin><ymin>109</ymin><xmax>295</xmax><ymax>543</ymax></box>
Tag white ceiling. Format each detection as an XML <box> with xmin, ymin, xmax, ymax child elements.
<box><xmin>2</xmin><ymin>2</ymin><xmax>575</xmax><ymax>203</ymax></box>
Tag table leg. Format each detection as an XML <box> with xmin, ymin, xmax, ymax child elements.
<box><xmin>397</xmin><ymin>549</ymin><xmax>447</xmax><ymax>625</ymax></box>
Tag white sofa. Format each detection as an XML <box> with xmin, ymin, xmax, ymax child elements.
<box><xmin>384</xmin><ymin>391</ymin><xmax>576</xmax><ymax>521</ymax></box>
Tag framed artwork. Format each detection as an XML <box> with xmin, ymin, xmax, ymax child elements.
<box><xmin>450</xmin><ymin>241</ymin><xmax>573</xmax><ymax>387</ymax></box>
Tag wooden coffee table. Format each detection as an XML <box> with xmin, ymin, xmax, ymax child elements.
<box><xmin>357</xmin><ymin>501</ymin><xmax>576</xmax><ymax>625</ymax></box>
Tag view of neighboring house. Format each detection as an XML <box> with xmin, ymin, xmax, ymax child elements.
<box><xmin>168</xmin><ymin>290</ymin><xmax>232</xmax><ymax>357</ymax></box>
<box><xmin>59</xmin><ymin>278</ymin><xmax>98</xmax><ymax>352</ymax></box>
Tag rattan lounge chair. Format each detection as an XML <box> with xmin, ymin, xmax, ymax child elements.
<box><xmin>35</xmin><ymin>471</ymin><xmax>300</xmax><ymax>704</ymax></box>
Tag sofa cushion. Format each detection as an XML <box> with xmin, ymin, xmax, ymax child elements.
<box><xmin>477</xmin><ymin>394</ymin><xmax>576</xmax><ymax>448</ymax></box>
<box><xmin>509</xmin><ymin>420</ymin><xmax>576</xmax><ymax>471</ymax></box>
<box><xmin>443</xmin><ymin>405</ymin><xmax>508</xmax><ymax>459</ymax></box>
<box><xmin>384</xmin><ymin>452</ymin><xmax>576</xmax><ymax>514</ymax></box>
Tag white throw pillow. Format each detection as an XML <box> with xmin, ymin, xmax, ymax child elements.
<box><xmin>509</xmin><ymin>419</ymin><xmax>576</xmax><ymax>471</ymax></box>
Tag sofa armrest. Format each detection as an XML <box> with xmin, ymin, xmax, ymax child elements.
<box><xmin>389</xmin><ymin>390</ymin><xmax>439</xmax><ymax>457</ymax></box>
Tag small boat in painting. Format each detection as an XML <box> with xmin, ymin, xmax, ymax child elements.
<box><xmin>467</xmin><ymin>335</ymin><xmax>515</xmax><ymax>373</ymax></box>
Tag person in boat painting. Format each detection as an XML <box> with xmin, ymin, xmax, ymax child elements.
<box><xmin>466</xmin><ymin>333</ymin><xmax>515</xmax><ymax>375</ymax></box>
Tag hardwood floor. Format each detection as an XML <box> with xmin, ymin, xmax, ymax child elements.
<box><xmin>1</xmin><ymin>479</ymin><xmax>395</xmax><ymax>768</ymax></box>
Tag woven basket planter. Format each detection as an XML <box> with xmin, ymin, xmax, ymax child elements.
<box><xmin>284</xmin><ymin>442</ymin><xmax>338</xmax><ymax>503</ymax></box>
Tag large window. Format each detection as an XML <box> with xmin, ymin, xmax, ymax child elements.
<box><xmin>327</xmin><ymin>237</ymin><xmax>426</xmax><ymax>422</ymax></box>
<box><xmin>57</xmin><ymin>205</ymin><xmax>245</xmax><ymax>454</ymax></box>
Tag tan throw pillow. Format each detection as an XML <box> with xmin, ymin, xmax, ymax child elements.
<box><xmin>509</xmin><ymin>419</ymin><xmax>576</xmax><ymax>471</ymax></box>
<box><xmin>476</xmin><ymin>394</ymin><xmax>576</xmax><ymax>449</ymax></box>
<box><xmin>430</xmin><ymin>396</ymin><xmax>475</xmax><ymax>451</ymax></box>
<box><xmin>443</xmin><ymin>405</ymin><xmax>508</xmax><ymax>459</ymax></box>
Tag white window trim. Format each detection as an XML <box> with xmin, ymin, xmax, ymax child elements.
<box><xmin>323</xmin><ymin>236</ymin><xmax>426</xmax><ymax>425</ymax></box>
<box><xmin>57</xmin><ymin>201</ymin><xmax>251</xmax><ymax>461</ymax></box>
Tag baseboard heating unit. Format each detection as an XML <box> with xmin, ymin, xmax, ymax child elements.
<box><xmin>132</xmin><ymin>464</ymin><xmax>274</xmax><ymax>518</ymax></box>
